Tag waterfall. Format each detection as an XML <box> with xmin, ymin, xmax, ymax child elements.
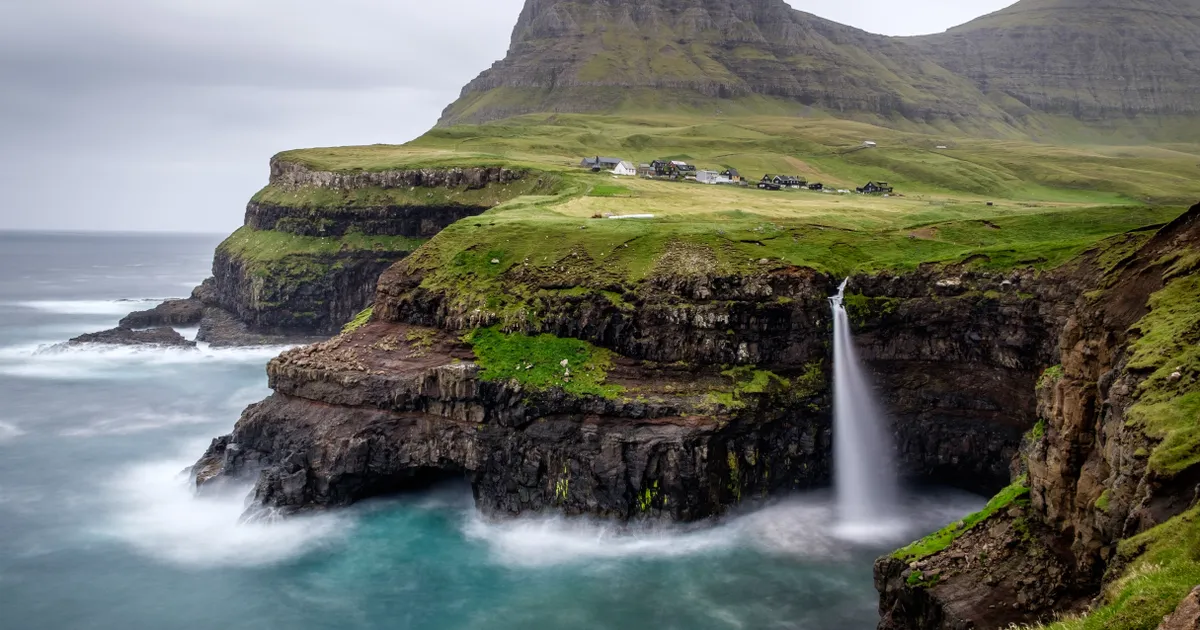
<box><xmin>829</xmin><ymin>280</ymin><xmax>901</xmax><ymax>537</ymax></box>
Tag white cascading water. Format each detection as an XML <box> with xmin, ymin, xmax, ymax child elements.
<box><xmin>829</xmin><ymin>279</ymin><xmax>902</xmax><ymax>539</ymax></box>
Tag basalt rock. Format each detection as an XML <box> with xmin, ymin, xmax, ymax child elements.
<box><xmin>91</xmin><ymin>160</ymin><xmax>513</xmax><ymax>345</ymax></box>
<box><xmin>69</xmin><ymin>326</ymin><xmax>196</xmax><ymax>348</ymax></box>
<box><xmin>118</xmin><ymin>298</ymin><xmax>204</xmax><ymax>329</ymax></box>
<box><xmin>875</xmin><ymin>203</ymin><xmax>1200</xmax><ymax>629</ymax></box>
<box><xmin>194</xmin><ymin>323</ymin><xmax>833</xmax><ymax>520</ymax></box>
<box><xmin>195</xmin><ymin>255</ymin><xmax>1098</xmax><ymax>521</ymax></box>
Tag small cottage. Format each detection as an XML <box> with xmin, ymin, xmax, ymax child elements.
<box><xmin>857</xmin><ymin>181</ymin><xmax>894</xmax><ymax>194</ymax></box>
<box><xmin>612</xmin><ymin>161</ymin><xmax>637</xmax><ymax>176</ymax></box>
<box><xmin>637</xmin><ymin>163</ymin><xmax>654</xmax><ymax>177</ymax></box>
<box><xmin>772</xmin><ymin>175</ymin><xmax>806</xmax><ymax>188</ymax></box>
<box><xmin>580</xmin><ymin>156</ymin><xmax>624</xmax><ymax>171</ymax></box>
<box><xmin>721</xmin><ymin>168</ymin><xmax>741</xmax><ymax>183</ymax></box>
<box><xmin>671</xmin><ymin>160</ymin><xmax>697</xmax><ymax>175</ymax></box>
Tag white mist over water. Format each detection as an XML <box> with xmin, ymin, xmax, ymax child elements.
<box><xmin>829</xmin><ymin>280</ymin><xmax>904</xmax><ymax>539</ymax></box>
<box><xmin>101</xmin><ymin>452</ymin><xmax>348</xmax><ymax>568</ymax></box>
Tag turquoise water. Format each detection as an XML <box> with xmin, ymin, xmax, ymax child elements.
<box><xmin>0</xmin><ymin>232</ymin><xmax>983</xmax><ymax>630</ymax></box>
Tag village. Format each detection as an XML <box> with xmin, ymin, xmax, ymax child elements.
<box><xmin>579</xmin><ymin>154</ymin><xmax>896</xmax><ymax>196</ymax></box>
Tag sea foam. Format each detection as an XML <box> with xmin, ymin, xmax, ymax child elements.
<box><xmin>0</xmin><ymin>342</ymin><xmax>293</xmax><ymax>380</ymax></box>
<box><xmin>101</xmin><ymin>452</ymin><xmax>346</xmax><ymax>568</ymax></box>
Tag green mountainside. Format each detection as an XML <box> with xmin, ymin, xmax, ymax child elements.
<box><xmin>441</xmin><ymin>0</ymin><xmax>1200</xmax><ymax>139</ymax></box>
<box><xmin>440</xmin><ymin>0</ymin><xmax>1016</xmax><ymax>133</ymax></box>
<box><xmin>912</xmin><ymin>0</ymin><xmax>1200</xmax><ymax>123</ymax></box>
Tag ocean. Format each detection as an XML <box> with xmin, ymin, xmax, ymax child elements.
<box><xmin>0</xmin><ymin>231</ymin><xmax>982</xmax><ymax>630</ymax></box>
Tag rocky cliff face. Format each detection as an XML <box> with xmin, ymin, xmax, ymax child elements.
<box><xmin>876</xmin><ymin>204</ymin><xmax>1200</xmax><ymax>629</ymax></box>
<box><xmin>194</xmin><ymin>252</ymin><xmax>1098</xmax><ymax>519</ymax></box>
<box><xmin>912</xmin><ymin>0</ymin><xmax>1200</xmax><ymax>120</ymax></box>
<box><xmin>440</xmin><ymin>0</ymin><xmax>1012</xmax><ymax>127</ymax></box>
<box><xmin>95</xmin><ymin>160</ymin><xmax>530</xmax><ymax>344</ymax></box>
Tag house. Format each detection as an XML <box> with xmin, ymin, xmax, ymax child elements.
<box><xmin>671</xmin><ymin>160</ymin><xmax>697</xmax><ymax>175</ymax></box>
<box><xmin>696</xmin><ymin>170</ymin><xmax>721</xmax><ymax>184</ymax></box>
<box><xmin>758</xmin><ymin>175</ymin><xmax>782</xmax><ymax>191</ymax></box>
<box><xmin>771</xmin><ymin>175</ymin><xmax>806</xmax><ymax>188</ymax></box>
<box><xmin>650</xmin><ymin>159</ymin><xmax>675</xmax><ymax>177</ymax></box>
<box><xmin>720</xmin><ymin>168</ymin><xmax>741</xmax><ymax>183</ymax></box>
<box><xmin>857</xmin><ymin>181</ymin><xmax>894</xmax><ymax>194</ymax></box>
<box><xmin>863</xmin><ymin>141</ymin><xmax>878</xmax><ymax>148</ymax></box>
<box><xmin>807</xmin><ymin>182</ymin><xmax>824</xmax><ymax>191</ymax></box>
<box><xmin>580</xmin><ymin>156</ymin><xmax>624</xmax><ymax>171</ymax></box>
<box><xmin>612</xmin><ymin>161</ymin><xmax>637</xmax><ymax>176</ymax></box>
<box><xmin>637</xmin><ymin>163</ymin><xmax>655</xmax><ymax>177</ymax></box>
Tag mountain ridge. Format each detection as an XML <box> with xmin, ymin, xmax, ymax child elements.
<box><xmin>439</xmin><ymin>0</ymin><xmax>1200</xmax><ymax>137</ymax></box>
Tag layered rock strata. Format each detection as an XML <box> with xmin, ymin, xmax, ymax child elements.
<box><xmin>90</xmin><ymin>161</ymin><xmax>528</xmax><ymax>345</ymax></box>
<box><xmin>195</xmin><ymin>258</ymin><xmax>1097</xmax><ymax>519</ymax></box>
<box><xmin>876</xmin><ymin>203</ymin><xmax>1200</xmax><ymax>629</ymax></box>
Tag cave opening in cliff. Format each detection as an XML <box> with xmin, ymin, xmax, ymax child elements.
<box><xmin>349</xmin><ymin>466</ymin><xmax>470</xmax><ymax>503</ymax></box>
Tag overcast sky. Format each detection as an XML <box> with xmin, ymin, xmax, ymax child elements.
<box><xmin>0</xmin><ymin>0</ymin><xmax>1016</xmax><ymax>233</ymax></box>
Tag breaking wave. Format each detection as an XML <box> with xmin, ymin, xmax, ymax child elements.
<box><xmin>101</xmin><ymin>452</ymin><xmax>347</xmax><ymax>568</ymax></box>
<box><xmin>0</xmin><ymin>342</ymin><xmax>293</xmax><ymax>380</ymax></box>
<box><xmin>11</xmin><ymin>299</ymin><xmax>174</xmax><ymax>316</ymax></box>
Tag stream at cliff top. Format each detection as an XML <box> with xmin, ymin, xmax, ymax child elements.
<box><xmin>0</xmin><ymin>231</ymin><xmax>985</xmax><ymax>630</ymax></box>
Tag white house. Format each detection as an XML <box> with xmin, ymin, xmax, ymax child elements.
<box><xmin>863</xmin><ymin>140</ymin><xmax>878</xmax><ymax>148</ymax></box>
<box><xmin>696</xmin><ymin>170</ymin><xmax>721</xmax><ymax>184</ymax></box>
<box><xmin>612</xmin><ymin>161</ymin><xmax>637</xmax><ymax>176</ymax></box>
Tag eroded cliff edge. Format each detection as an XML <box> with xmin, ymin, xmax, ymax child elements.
<box><xmin>193</xmin><ymin>243</ymin><xmax>1101</xmax><ymax>519</ymax></box>
<box><xmin>876</xmin><ymin>203</ymin><xmax>1200</xmax><ymax>629</ymax></box>
<box><xmin>95</xmin><ymin>159</ymin><xmax>553</xmax><ymax>345</ymax></box>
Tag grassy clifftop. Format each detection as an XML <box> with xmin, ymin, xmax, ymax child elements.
<box><xmin>281</xmin><ymin>115</ymin><xmax>1200</xmax><ymax>205</ymax></box>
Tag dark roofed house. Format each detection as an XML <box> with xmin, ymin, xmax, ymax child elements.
<box><xmin>721</xmin><ymin>168</ymin><xmax>741</xmax><ymax>182</ymax></box>
<box><xmin>758</xmin><ymin>175</ymin><xmax>782</xmax><ymax>191</ymax></box>
<box><xmin>856</xmin><ymin>181</ymin><xmax>894</xmax><ymax>194</ymax></box>
<box><xmin>772</xmin><ymin>175</ymin><xmax>807</xmax><ymax>188</ymax></box>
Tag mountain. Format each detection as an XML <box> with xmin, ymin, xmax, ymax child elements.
<box><xmin>439</xmin><ymin>0</ymin><xmax>1200</xmax><ymax>135</ymax></box>
<box><xmin>438</xmin><ymin>0</ymin><xmax>1014</xmax><ymax>130</ymax></box>
<box><xmin>911</xmin><ymin>0</ymin><xmax>1200</xmax><ymax>120</ymax></box>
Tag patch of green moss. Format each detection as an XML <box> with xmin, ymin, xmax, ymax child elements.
<box><xmin>1026</xmin><ymin>419</ymin><xmax>1047</xmax><ymax>442</ymax></box>
<box><xmin>341</xmin><ymin>306</ymin><xmax>373</xmax><ymax>334</ymax></box>
<box><xmin>1038</xmin><ymin>365</ymin><xmax>1065</xmax><ymax>389</ymax></box>
<box><xmin>1124</xmin><ymin>269</ymin><xmax>1200</xmax><ymax>477</ymax></box>
<box><xmin>706</xmin><ymin>366</ymin><xmax>789</xmax><ymax>411</ymax></box>
<box><xmin>637</xmin><ymin>480</ymin><xmax>660</xmax><ymax>512</ymax></box>
<box><xmin>727</xmin><ymin>451</ymin><xmax>742</xmax><ymax>502</ymax></box>
<box><xmin>465</xmin><ymin>327</ymin><xmax>622</xmax><ymax>399</ymax></box>
<box><xmin>843</xmin><ymin>293</ymin><xmax>902</xmax><ymax>326</ymax></box>
<box><xmin>555</xmin><ymin>463</ymin><xmax>570</xmax><ymax>504</ymax></box>
<box><xmin>893</xmin><ymin>477</ymin><xmax>1029</xmax><ymax>563</ymax></box>
<box><xmin>906</xmin><ymin>569</ymin><xmax>941</xmax><ymax>588</ymax></box>
<box><xmin>1095</xmin><ymin>490</ymin><xmax>1111</xmax><ymax>512</ymax></box>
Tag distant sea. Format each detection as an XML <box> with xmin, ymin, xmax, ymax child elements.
<box><xmin>0</xmin><ymin>231</ymin><xmax>982</xmax><ymax>630</ymax></box>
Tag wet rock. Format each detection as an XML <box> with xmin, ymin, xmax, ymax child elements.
<box><xmin>119</xmin><ymin>298</ymin><xmax>204</xmax><ymax>329</ymax></box>
<box><xmin>69</xmin><ymin>326</ymin><xmax>196</xmax><ymax>348</ymax></box>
